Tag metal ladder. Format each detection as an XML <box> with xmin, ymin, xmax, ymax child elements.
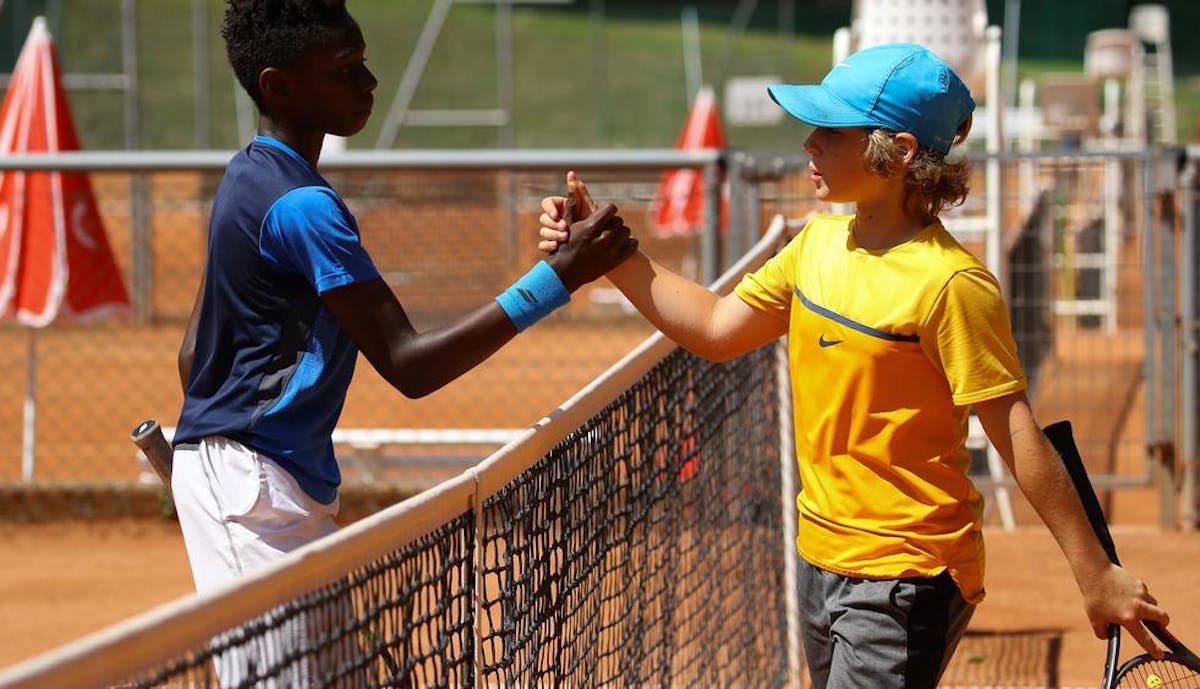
<box><xmin>1130</xmin><ymin>4</ymin><xmax>1177</xmax><ymax>145</ymax></box>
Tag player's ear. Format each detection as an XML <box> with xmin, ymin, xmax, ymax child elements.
<box><xmin>953</xmin><ymin>113</ymin><xmax>974</xmax><ymax>147</ymax></box>
<box><xmin>894</xmin><ymin>132</ymin><xmax>919</xmax><ymax>165</ymax></box>
<box><xmin>259</xmin><ymin>67</ymin><xmax>290</xmax><ymax>106</ymax></box>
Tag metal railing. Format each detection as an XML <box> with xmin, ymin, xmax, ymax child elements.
<box><xmin>0</xmin><ymin>145</ymin><xmax>1195</xmax><ymax>528</ymax></box>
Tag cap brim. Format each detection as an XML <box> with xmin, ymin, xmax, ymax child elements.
<box><xmin>767</xmin><ymin>84</ymin><xmax>877</xmax><ymax>129</ymax></box>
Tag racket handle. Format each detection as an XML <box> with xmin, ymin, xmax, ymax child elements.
<box><xmin>131</xmin><ymin>419</ymin><xmax>174</xmax><ymax>495</ymax></box>
<box><xmin>1043</xmin><ymin>420</ymin><xmax>1120</xmax><ymax>566</ymax></box>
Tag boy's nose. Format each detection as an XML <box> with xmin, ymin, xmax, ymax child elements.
<box><xmin>359</xmin><ymin>65</ymin><xmax>378</xmax><ymax>92</ymax></box>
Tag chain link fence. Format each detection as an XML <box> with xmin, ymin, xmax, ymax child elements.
<box><xmin>0</xmin><ymin>151</ymin><xmax>738</xmax><ymax>492</ymax></box>
<box><xmin>1</xmin><ymin>146</ymin><xmax>1196</xmax><ymax>527</ymax></box>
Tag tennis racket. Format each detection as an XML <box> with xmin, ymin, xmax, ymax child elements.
<box><xmin>1043</xmin><ymin>420</ymin><xmax>1200</xmax><ymax>688</ymax></box>
<box><xmin>131</xmin><ymin>418</ymin><xmax>174</xmax><ymax>496</ymax></box>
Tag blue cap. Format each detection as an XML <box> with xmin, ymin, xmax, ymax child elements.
<box><xmin>767</xmin><ymin>43</ymin><xmax>975</xmax><ymax>154</ymax></box>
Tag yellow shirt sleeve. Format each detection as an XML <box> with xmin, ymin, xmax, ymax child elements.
<box><xmin>921</xmin><ymin>268</ymin><xmax>1027</xmax><ymax>406</ymax></box>
<box><xmin>734</xmin><ymin>226</ymin><xmax>802</xmax><ymax>322</ymax></box>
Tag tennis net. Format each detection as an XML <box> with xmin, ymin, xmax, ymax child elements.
<box><xmin>0</xmin><ymin>216</ymin><xmax>798</xmax><ymax>689</ymax></box>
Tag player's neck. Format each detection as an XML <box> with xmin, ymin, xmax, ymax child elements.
<box><xmin>850</xmin><ymin>197</ymin><xmax>929</xmax><ymax>250</ymax></box>
<box><xmin>257</xmin><ymin>117</ymin><xmax>324</xmax><ymax>168</ymax></box>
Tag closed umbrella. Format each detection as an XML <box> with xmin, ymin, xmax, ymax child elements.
<box><xmin>650</xmin><ymin>85</ymin><xmax>729</xmax><ymax>238</ymax></box>
<box><xmin>0</xmin><ymin>17</ymin><xmax>130</xmax><ymax>479</ymax></box>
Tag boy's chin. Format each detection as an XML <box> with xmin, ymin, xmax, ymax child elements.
<box><xmin>815</xmin><ymin>188</ymin><xmax>850</xmax><ymax>205</ymax></box>
<box><xmin>329</xmin><ymin>116</ymin><xmax>370</xmax><ymax>139</ymax></box>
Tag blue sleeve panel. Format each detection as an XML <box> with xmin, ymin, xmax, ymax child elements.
<box><xmin>260</xmin><ymin>186</ymin><xmax>380</xmax><ymax>293</ymax></box>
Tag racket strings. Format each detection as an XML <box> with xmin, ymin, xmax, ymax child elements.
<box><xmin>1115</xmin><ymin>656</ymin><xmax>1200</xmax><ymax>688</ymax></box>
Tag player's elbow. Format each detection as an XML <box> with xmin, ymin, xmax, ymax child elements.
<box><xmin>387</xmin><ymin>375</ymin><xmax>432</xmax><ymax>399</ymax></box>
<box><xmin>176</xmin><ymin>346</ymin><xmax>195</xmax><ymax>390</ymax></box>
<box><xmin>361</xmin><ymin>343</ymin><xmax>440</xmax><ymax>399</ymax></box>
<box><xmin>704</xmin><ymin>348</ymin><xmax>738</xmax><ymax>363</ymax></box>
<box><xmin>666</xmin><ymin>342</ymin><xmax>730</xmax><ymax>364</ymax></box>
<box><xmin>685</xmin><ymin>331</ymin><xmax>746</xmax><ymax>363</ymax></box>
<box><xmin>696</xmin><ymin>345</ymin><xmax>739</xmax><ymax>363</ymax></box>
<box><xmin>385</xmin><ymin>368</ymin><xmax>443</xmax><ymax>400</ymax></box>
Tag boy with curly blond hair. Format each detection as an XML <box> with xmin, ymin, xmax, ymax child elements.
<box><xmin>539</xmin><ymin>43</ymin><xmax>1169</xmax><ymax>688</ymax></box>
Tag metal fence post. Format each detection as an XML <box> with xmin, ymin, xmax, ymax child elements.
<box><xmin>122</xmin><ymin>0</ymin><xmax>152</xmax><ymax>323</ymax></box>
<box><xmin>702</xmin><ymin>155</ymin><xmax>724</xmax><ymax>284</ymax></box>
<box><xmin>726</xmin><ymin>151</ymin><xmax>746</xmax><ymax>262</ymax></box>
<box><xmin>1180</xmin><ymin>150</ymin><xmax>1198</xmax><ymax>530</ymax></box>
<box><xmin>745</xmin><ymin>161</ymin><xmax>762</xmax><ymax>249</ymax></box>
<box><xmin>776</xmin><ymin>335</ymin><xmax>802</xmax><ymax>688</ymax></box>
<box><xmin>1154</xmin><ymin>150</ymin><xmax>1178</xmax><ymax>527</ymax></box>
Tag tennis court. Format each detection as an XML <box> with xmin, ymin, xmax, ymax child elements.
<box><xmin>2</xmin><ymin>208</ymin><xmax>1198</xmax><ymax>688</ymax></box>
<box><xmin>3</xmin><ymin>512</ymin><xmax>1198</xmax><ymax>685</ymax></box>
<box><xmin>0</xmin><ymin>154</ymin><xmax>1196</xmax><ymax>686</ymax></box>
<box><xmin>0</xmin><ymin>0</ymin><xmax>1195</xmax><ymax>682</ymax></box>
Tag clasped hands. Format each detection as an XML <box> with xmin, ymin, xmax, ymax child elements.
<box><xmin>540</xmin><ymin>171</ymin><xmax>636</xmax><ymax>291</ymax></box>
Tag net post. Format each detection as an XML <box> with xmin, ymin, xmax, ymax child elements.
<box><xmin>776</xmin><ymin>335</ymin><xmax>804</xmax><ymax>687</ymax></box>
<box><xmin>470</xmin><ymin>469</ymin><xmax>485</xmax><ymax>686</ymax></box>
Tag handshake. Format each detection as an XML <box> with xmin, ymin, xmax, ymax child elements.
<box><xmin>537</xmin><ymin>171</ymin><xmax>638</xmax><ymax>293</ymax></box>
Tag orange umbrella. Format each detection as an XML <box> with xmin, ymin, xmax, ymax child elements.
<box><xmin>650</xmin><ymin>86</ymin><xmax>729</xmax><ymax>238</ymax></box>
<box><xmin>0</xmin><ymin>17</ymin><xmax>129</xmax><ymax>479</ymax></box>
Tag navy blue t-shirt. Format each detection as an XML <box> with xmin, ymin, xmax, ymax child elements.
<box><xmin>175</xmin><ymin>136</ymin><xmax>380</xmax><ymax>504</ymax></box>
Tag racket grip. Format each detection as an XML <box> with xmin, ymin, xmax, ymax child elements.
<box><xmin>1043</xmin><ymin>420</ymin><xmax>1120</xmax><ymax>566</ymax></box>
<box><xmin>131</xmin><ymin>419</ymin><xmax>174</xmax><ymax>495</ymax></box>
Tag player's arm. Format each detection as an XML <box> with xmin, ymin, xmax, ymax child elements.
<box><xmin>322</xmin><ymin>279</ymin><xmax>516</xmax><ymax>399</ymax></box>
<box><xmin>323</xmin><ymin>202</ymin><xmax>635</xmax><ymax>399</ymax></box>
<box><xmin>540</xmin><ymin>172</ymin><xmax>785</xmax><ymax>361</ymax></box>
<box><xmin>603</xmin><ymin>252</ymin><xmax>786</xmax><ymax>361</ymax></box>
<box><xmin>974</xmin><ymin>392</ymin><xmax>1168</xmax><ymax>653</ymax></box>
<box><xmin>177</xmin><ymin>267</ymin><xmax>206</xmax><ymax>392</ymax></box>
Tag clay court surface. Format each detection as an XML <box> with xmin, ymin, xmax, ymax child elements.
<box><xmin>1</xmin><ymin>180</ymin><xmax>1197</xmax><ymax>684</ymax></box>
<box><xmin>0</xmin><ymin>331</ymin><xmax>1197</xmax><ymax>686</ymax></box>
<box><xmin>1</xmin><ymin>519</ymin><xmax>1198</xmax><ymax>687</ymax></box>
<box><xmin>1</xmin><ymin>319</ymin><xmax>1198</xmax><ymax>685</ymax></box>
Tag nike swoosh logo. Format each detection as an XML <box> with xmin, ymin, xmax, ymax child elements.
<box><xmin>818</xmin><ymin>334</ymin><xmax>843</xmax><ymax>348</ymax></box>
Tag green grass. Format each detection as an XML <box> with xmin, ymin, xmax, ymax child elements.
<box><xmin>7</xmin><ymin>1</ymin><xmax>828</xmax><ymax>152</ymax></box>
<box><xmin>6</xmin><ymin>1</ymin><xmax>1200</xmax><ymax>151</ymax></box>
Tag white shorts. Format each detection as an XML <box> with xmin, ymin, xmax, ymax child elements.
<box><xmin>172</xmin><ymin>435</ymin><xmax>340</xmax><ymax>593</ymax></box>
<box><xmin>172</xmin><ymin>436</ymin><xmax>351</xmax><ymax>688</ymax></box>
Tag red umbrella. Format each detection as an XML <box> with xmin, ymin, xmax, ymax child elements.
<box><xmin>0</xmin><ymin>17</ymin><xmax>130</xmax><ymax>479</ymax></box>
<box><xmin>650</xmin><ymin>86</ymin><xmax>729</xmax><ymax>238</ymax></box>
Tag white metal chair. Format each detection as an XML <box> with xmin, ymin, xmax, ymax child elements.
<box><xmin>1128</xmin><ymin>3</ymin><xmax>1176</xmax><ymax>145</ymax></box>
<box><xmin>1085</xmin><ymin>28</ymin><xmax>1146</xmax><ymax>143</ymax></box>
<box><xmin>835</xmin><ymin>0</ymin><xmax>991</xmax><ymax>93</ymax></box>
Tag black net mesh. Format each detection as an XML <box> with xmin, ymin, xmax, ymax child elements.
<box><xmin>106</xmin><ymin>344</ymin><xmax>787</xmax><ymax>689</ymax></box>
<box><xmin>118</xmin><ymin>513</ymin><xmax>475</xmax><ymax>689</ymax></box>
<box><xmin>478</xmin><ymin>346</ymin><xmax>785</xmax><ymax>687</ymax></box>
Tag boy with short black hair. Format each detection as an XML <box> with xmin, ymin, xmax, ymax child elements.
<box><xmin>539</xmin><ymin>43</ymin><xmax>1169</xmax><ymax>688</ymax></box>
<box><xmin>174</xmin><ymin>0</ymin><xmax>633</xmax><ymax>602</ymax></box>
<box><xmin>176</xmin><ymin>3</ymin><xmax>633</xmax><ymax>683</ymax></box>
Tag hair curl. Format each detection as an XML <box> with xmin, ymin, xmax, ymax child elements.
<box><xmin>222</xmin><ymin>0</ymin><xmax>351</xmax><ymax>108</ymax></box>
<box><xmin>862</xmin><ymin>116</ymin><xmax>973</xmax><ymax>220</ymax></box>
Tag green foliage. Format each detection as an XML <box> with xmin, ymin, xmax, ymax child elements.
<box><xmin>1</xmin><ymin>0</ymin><xmax>1198</xmax><ymax>150</ymax></box>
<box><xmin>0</xmin><ymin>0</ymin><xmax>831</xmax><ymax>152</ymax></box>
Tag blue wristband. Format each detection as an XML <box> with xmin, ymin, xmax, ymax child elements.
<box><xmin>494</xmin><ymin>260</ymin><xmax>571</xmax><ymax>332</ymax></box>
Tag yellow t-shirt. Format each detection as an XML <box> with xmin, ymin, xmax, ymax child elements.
<box><xmin>735</xmin><ymin>214</ymin><xmax>1026</xmax><ymax>603</ymax></box>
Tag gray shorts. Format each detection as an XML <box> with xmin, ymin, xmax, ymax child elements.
<box><xmin>799</xmin><ymin>558</ymin><xmax>975</xmax><ymax>689</ymax></box>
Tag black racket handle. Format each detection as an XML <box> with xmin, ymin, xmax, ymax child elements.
<box><xmin>1043</xmin><ymin>420</ymin><xmax>1120</xmax><ymax>565</ymax></box>
<box><xmin>1044</xmin><ymin>420</ymin><xmax>1190</xmax><ymax>659</ymax></box>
